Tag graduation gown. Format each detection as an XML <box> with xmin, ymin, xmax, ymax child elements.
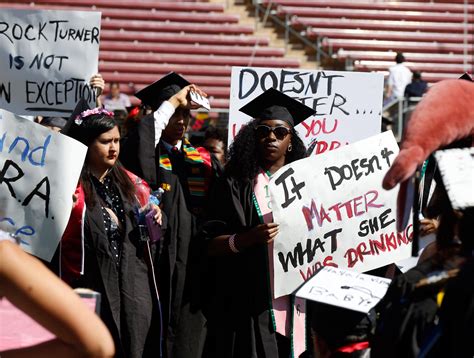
<box><xmin>371</xmin><ymin>256</ymin><xmax>460</xmax><ymax>358</ymax></box>
<box><xmin>120</xmin><ymin>113</ymin><xmax>212</xmax><ymax>358</ymax></box>
<box><xmin>70</xmin><ymin>181</ymin><xmax>160</xmax><ymax>358</ymax></box>
<box><xmin>204</xmin><ymin>175</ymin><xmax>285</xmax><ymax>358</ymax></box>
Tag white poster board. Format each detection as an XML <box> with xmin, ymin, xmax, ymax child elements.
<box><xmin>0</xmin><ymin>109</ymin><xmax>87</xmax><ymax>261</ymax></box>
<box><xmin>0</xmin><ymin>8</ymin><xmax>101</xmax><ymax>116</ymax></box>
<box><xmin>269</xmin><ymin>131</ymin><xmax>412</xmax><ymax>298</ymax></box>
<box><xmin>229</xmin><ymin>67</ymin><xmax>383</xmax><ymax>154</ymax></box>
<box><xmin>434</xmin><ymin>148</ymin><xmax>474</xmax><ymax>210</ymax></box>
<box><xmin>296</xmin><ymin>266</ymin><xmax>391</xmax><ymax>313</ymax></box>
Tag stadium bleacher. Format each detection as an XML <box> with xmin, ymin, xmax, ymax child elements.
<box><xmin>1</xmin><ymin>0</ymin><xmax>302</xmax><ymax>110</ymax></box>
<box><xmin>262</xmin><ymin>0</ymin><xmax>473</xmax><ymax>83</ymax></box>
<box><xmin>1</xmin><ymin>0</ymin><xmax>472</xmax><ymax>109</ymax></box>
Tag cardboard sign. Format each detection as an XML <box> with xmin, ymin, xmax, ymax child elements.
<box><xmin>0</xmin><ymin>109</ymin><xmax>87</xmax><ymax>261</ymax></box>
<box><xmin>0</xmin><ymin>8</ymin><xmax>101</xmax><ymax>116</ymax></box>
<box><xmin>296</xmin><ymin>266</ymin><xmax>391</xmax><ymax>313</ymax></box>
<box><xmin>269</xmin><ymin>131</ymin><xmax>412</xmax><ymax>298</ymax></box>
<box><xmin>228</xmin><ymin>67</ymin><xmax>383</xmax><ymax>154</ymax></box>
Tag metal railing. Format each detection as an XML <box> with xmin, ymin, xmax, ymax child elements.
<box><xmin>383</xmin><ymin>97</ymin><xmax>422</xmax><ymax>141</ymax></box>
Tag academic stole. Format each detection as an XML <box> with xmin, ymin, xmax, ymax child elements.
<box><xmin>159</xmin><ymin>139</ymin><xmax>207</xmax><ymax>199</ymax></box>
<box><xmin>253</xmin><ymin>169</ymin><xmax>307</xmax><ymax>357</ymax></box>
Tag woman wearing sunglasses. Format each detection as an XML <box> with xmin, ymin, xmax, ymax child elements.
<box><xmin>204</xmin><ymin>88</ymin><xmax>315</xmax><ymax>358</ymax></box>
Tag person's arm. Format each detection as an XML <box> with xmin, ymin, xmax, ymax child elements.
<box><xmin>0</xmin><ymin>241</ymin><xmax>115</xmax><ymax>358</ymax></box>
<box><xmin>208</xmin><ymin>223</ymin><xmax>279</xmax><ymax>256</ymax></box>
<box><xmin>153</xmin><ymin>84</ymin><xmax>207</xmax><ymax>146</ymax></box>
<box><xmin>89</xmin><ymin>74</ymin><xmax>105</xmax><ymax>108</ymax></box>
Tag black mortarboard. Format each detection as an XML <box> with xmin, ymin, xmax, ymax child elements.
<box><xmin>459</xmin><ymin>72</ymin><xmax>473</xmax><ymax>82</ymax></box>
<box><xmin>239</xmin><ymin>88</ymin><xmax>316</xmax><ymax>127</ymax></box>
<box><xmin>60</xmin><ymin>97</ymin><xmax>91</xmax><ymax>136</ymax></box>
<box><xmin>40</xmin><ymin>116</ymin><xmax>67</xmax><ymax>129</ymax></box>
<box><xmin>135</xmin><ymin>72</ymin><xmax>190</xmax><ymax>110</ymax></box>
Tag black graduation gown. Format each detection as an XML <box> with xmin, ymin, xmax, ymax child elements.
<box><xmin>204</xmin><ymin>175</ymin><xmax>284</xmax><ymax>358</ymax></box>
<box><xmin>72</xmin><ymin>182</ymin><xmax>160</xmax><ymax>358</ymax></box>
<box><xmin>371</xmin><ymin>256</ymin><xmax>460</xmax><ymax>358</ymax></box>
<box><xmin>120</xmin><ymin>114</ymin><xmax>210</xmax><ymax>358</ymax></box>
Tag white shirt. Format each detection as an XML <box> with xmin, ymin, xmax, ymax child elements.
<box><xmin>388</xmin><ymin>63</ymin><xmax>412</xmax><ymax>99</ymax></box>
<box><xmin>153</xmin><ymin>100</ymin><xmax>182</xmax><ymax>150</ymax></box>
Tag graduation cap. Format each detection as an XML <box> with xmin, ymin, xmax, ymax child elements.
<box><xmin>61</xmin><ymin>97</ymin><xmax>91</xmax><ymax>136</ymax></box>
<box><xmin>40</xmin><ymin>116</ymin><xmax>67</xmax><ymax>130</ymax></box>
<box><xmin>135</xmin><ymin>72</ymin><xmax>190</xmax><ymax>110</ymax></box>
<box><xmin>459</xmin><ymin>72</ymin><xmax>473</xmax><ymax>82</ymax></box>
<box><xmin>239</xmin><ymin>88</ymin><xmax>316</xmax><ymax>127</ymax></box>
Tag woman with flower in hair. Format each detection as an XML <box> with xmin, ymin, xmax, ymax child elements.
<box><xmin>60</xmin><ymin>104</ymin><xmax>163</xmax><ymax>358</ymax></box>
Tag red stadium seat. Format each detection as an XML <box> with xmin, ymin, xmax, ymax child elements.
<box><xmin>322</xmin><ymin>39</ymin><xmax>473</xmax><ymax>55</ymax></box>
<box><xmin>99</xmin><ymin>41</ymin><xmax>286</xmax><ymax>57</ymax></box>
<box><xmin>0</xmin><ymin>3</ymin><xmax>239</xmax><ymax>24</ymax></box>
<box><xmin>292</xmin><ymin>18</ymin><xmax>473</xmax><ymax>34</ymax></box>
<box><xmin>102</xmin><ymin>19</ymin><xmax>255</xmax><ymax>35</ymax></box>
<box><xmin>13</xmin><ymin>0</ymin><xmax>225</xmax><ymax>13</ymax></box>
<box><xmin>336</xmin><ymin>50</ymin><xmax>473</xmax><ymax>65</ymax></box>
<box><xmin>305</xmin><ymin>29</ymin><xmax>472</xmax><ymax>44</ymax></box>
<box><xmin>100</xmin><ymin>30</ymin><xmax>270</xmax><ymax>47</ymax></box>
<box><xmin>262</xmin><ymin>0</ymin><xmax>473</xmax><ymax>14</ymax></box>
<box><xmin>99</xmin><ymin>52</ymin><xmax>301</xmax><ymax>68</ymax></box>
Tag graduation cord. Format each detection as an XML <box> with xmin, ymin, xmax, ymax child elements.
<box><xmin>252</xmin><ymin>190</ymin><xmax>277</xmax><ymax>332</ymax></box>
<box><xmin>146</xmin><ymin>240</ymin><xmax>163</xmax><ymax>358</ymax></box>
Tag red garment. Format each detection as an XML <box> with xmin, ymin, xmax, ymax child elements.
<box><xmin>60</xmin><ymin>169</ymin><xmax>150</xmax><ymax>284</ymax></box>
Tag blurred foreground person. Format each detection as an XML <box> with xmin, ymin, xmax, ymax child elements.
<box><xmin>0</xmin><ymin>231</ymin><xmax>115</xmax><ymax>358</ymax></box>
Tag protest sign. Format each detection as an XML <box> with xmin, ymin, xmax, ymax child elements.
<box><xmin>228</xmin><ymin>67</ymin><xmax>383</xmax><ymax>154</ymax></box>
<box><xmin>434</xmin><ymin>147</ymin><xmax>474</xmax><ymax>210</ymax></box>
<box><xmin>296</xmin><ymin>266</ymin><xmax>391</xmax><ymax>313</ymax></box>
<box><xmin>0</xmin><ymin>8</ymin><xmax>101</xmax><ymax>116</ymax></box>
<box><xmin>269</xmin><ymin>131</ymin><xmax>412</xmax><ymax>298</ymax></box>
<box><xmin>0</xmin><ymin>109</ymin><xmax>87</xmax><ymax>261</ymax></box>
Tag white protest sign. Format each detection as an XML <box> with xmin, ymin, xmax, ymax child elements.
<box><xmin>229</xmin><ymin>67</ymin><xmax>383</xmax><ymax>154</ymax></box>
<box><xmin>434</xmin><ymin>148</ymin><xmax>474</xmax><ymax>210</ymax></box>
<box><xmin>269</xmin><ymin>131</ymin><xmax>412</xmax><ymax>298</ymax></box>
<box><xmin>0</xmin><ymin>8</ymin><xmax>101</xmax><ymax>116</ymax></box>
<box><xmin>296</xmin><ymin>266</ymin><xmax>391</xmax><ymax>313</ymax></box>
<box><xmin>0</xmin><ymin>109</ymin><xmax>87</xmax><ymax>261</ymax></box>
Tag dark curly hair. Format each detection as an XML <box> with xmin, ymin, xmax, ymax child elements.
<box><xmin>226</xmin><ymin>119</ymin><xmax>306</xmax><ymax>181</ymax></box>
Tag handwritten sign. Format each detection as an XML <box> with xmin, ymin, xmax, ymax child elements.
<box><xmin>228</xmin><ymin>67</ymin><xmax>383</xmax><ymax>153</ymax></box>
<box><xmin>296</xmin><ymin>266</ymin><xmax>391</xmax><ymax>313</ymax></box>
<box><xmin>0</xmin><ymin>8</ymin><xmax>101</xmax><ymax>116</ymax></box>
<box><xmin>434</xmin><ymin>148</ymin><xmax>474</xmax><ymax>210</ymax></box>
<box><xmin>0</xmin><ymin>109</ymin><xmax>87</xmax><ymax>261</ymax></box>
<box><xmin>269</xmin><ymin>131</ymin><xmax>412</xmax><ymax>298</ymax></box>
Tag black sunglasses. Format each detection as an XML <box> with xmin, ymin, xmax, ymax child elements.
<box><xmin>255</xmin><ymin>125</ymin><xmax>291</xmax><ymax>140</ymax></box>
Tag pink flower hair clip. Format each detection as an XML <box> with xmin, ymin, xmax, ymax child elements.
<box><xmin>74</xmin><ymin>108</ymin><xmax>114</xmax><ymax>125</ymax></box>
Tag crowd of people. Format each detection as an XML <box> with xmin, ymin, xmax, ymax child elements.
<box><xmin>1</xmin><ymin>66</ymin><xmax>473</xmax><ymax>358</ymax></box>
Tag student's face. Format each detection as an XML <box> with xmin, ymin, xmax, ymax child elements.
<box><xmin>204</xmin><ymin>138</ymin><xmax>226</xmax><ymax>164</ymax></box>
<box><xmin>87</xmin><ymin>126</ymin><xmax>120</xmax><ymax>172</ymax></box>
<box><xmin>256</xmin><ymin>119</ymin><xmax>292</xmax><ymax>164</ymax></box>
<box><xmin>163</xmin><ymin>108</ymin><xmax>190</xmax><ymax>143</ymax></box>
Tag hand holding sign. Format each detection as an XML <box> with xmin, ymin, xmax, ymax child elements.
<box><xmin>168</xmin><ymin>84</ymin><xmax>208</xmax><ymax>110</ymax></box>
<box><xmin>190</xmin><ymin>90</ymin><xmax>211</xmax><ymax>111</ymax></box>
<box><xmin>237</xmin><ymin>223</ymin><xmax>280</xmax><ymax>249</ymax></box>
<box><xmin>269</xmin><ymin>131</ymin><xmax>412</xmax><ymax>299</ymax></box>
